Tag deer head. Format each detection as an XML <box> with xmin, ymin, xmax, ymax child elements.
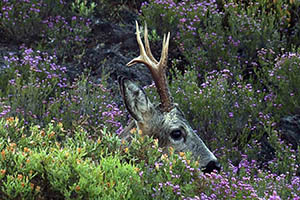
<box><xmin>119</xmin><ymin>21</ymin><xmax>220</xmax><ymax>173</ymax></box>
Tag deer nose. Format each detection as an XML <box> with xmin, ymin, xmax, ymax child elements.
<box><xmin>202</xmin><ymin>160</ymin><xmax>221</xmax><ymax>173</ymax></box>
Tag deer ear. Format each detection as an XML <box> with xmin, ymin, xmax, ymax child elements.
<box><xmin>118</xmin><ymin>77</ymin><xmax>154</xmax><ymax>123</ymax></box>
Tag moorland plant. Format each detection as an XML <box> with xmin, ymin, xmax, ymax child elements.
<box><xmin>0</xmin><ymin>0</ymin><xmax>299</xmax><ymax>199</ymax></box>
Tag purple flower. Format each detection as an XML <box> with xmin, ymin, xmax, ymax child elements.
<box><xmin>269</xmin><ymin>191</ymin><xmax>281</xmax><ymax>200</ymax></box>
<box><xmin>180</xmin><ymin>18</ymin><xmax>187</xmax><ymax>23</ymax></box>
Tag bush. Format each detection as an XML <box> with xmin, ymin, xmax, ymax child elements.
<box><xmin>140</xmin><ymin>0</ymin><xmax>299</xmax><ymax>79</ymax></box>
<box><xmin>0</xmin><ymin>47</ymin><xmax>124</xmax><ymax>133</ymax></box>
<box><xmin>143</xmin><ymin>66</ymin><xmax>276</xmax><ymax>152</ymax></box>
<box><xmin>94</xmin><ymin>0</ymin><xmax>143</xmax><ymax>22</ymax></box>
<box><xmin>1</xmin><ymin>118</ymin><xmax>299</xmax><ymax>199</ymax></box>
<box><xmin>0</xmin><ymin>118</ymin><xmax>141</xmax><ymax>199</ymax></box>
<box><xmin>0</xmin><ymin>0</ymin><xmax>66</xmax><ymax>43</ymax></box>
<box><xmin>265</xmin><ymin>51</ymin><xmax>300</xmax><ymax>114</ymax></box>
<box><xmin>1</xmin><ymin>1</ymin><xmax>300</xmax><ymax>199</ymax></box>
<box><xmin>1</xmin><ymin>47</ymin><xmax>68</xmax><ymax>126</ymax></box>
<box><xmin>0</xmin><ymin>0</ymin><xmax>92</xmax><ymax>61</ymax></box>
<box><xmin>39</xmin><ymin>14</ymin><xmax>91</xmax><ymax>61</ymax></box>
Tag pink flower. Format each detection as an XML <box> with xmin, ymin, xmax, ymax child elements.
<box><xmin>269</xmin><ymin>191</ymin><xmax>281</xmax><ymax>200</ymax></box>
<box><xmin>180</xmin><ymin>18</ymin><xmax>186</xmax><ymax>23</ymax></box>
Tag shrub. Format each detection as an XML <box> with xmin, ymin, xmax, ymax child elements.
<box><xmin>266</xmin><ymin>129</ymin><xmax>300</xmax><ymax>180</ymax></box>
<box><xmin>1</xmin><ymin>1</ymin><xmax>300</xmax><ymax>199</ymax></box>
<box><xmin>140</xmin><ymin>0</ymin><xmax>297</xmax><ymax>78</ymax></box>
<box><xmin>0</xmin><ymin>0</ymin><xmax>66</xmax><ymax>43</ymax></box>
<box><xmin>1</xmin><ymin>47</ymin><xmax>68</xmax><ymax>125</ymax></box>
<box><xmin>142</xmin><ymin>66</ymin><xmax>275</xmax><ymax>152</ymax></box>
<box><xmin>265</xmin><ymin>51</ymin><xmax>300</xmax><ymax>114</ymax></box>
<box><xmin>0</xmin><ymin>118</ymin><xmax>140</xmax><ymax>199</ymax></box>
<box><xmin>94</xmin><ymin>0</ymin><xmax>144</xmax><ymax>22</ymax></box>
<box><xmin>39</xmin><ymin>14</ymin><xmax>91</xmax><ymax>61</ymax></box>
<box><xmin>0</xmin><ymin>47</ymin><xmax>124</xmax><ymax>133</ymax></box>
<box><xmin>71</xmin><ymin>0</ymin><xmax>96</xmax><ymax>18</ymax></box>
<box><xmin>0</xmin><ymin>113</ymin><xmax>299</xmax><ymax>199</ymax></box>
<box><xmin>0</xmin><ymin>0</ymin><xmax>92</xmax><ymax>61</ymax></box>
<box><xmin>44</xmin><ymin>73</ymin><xmax>125</xmax><ymax>134</ymax></box>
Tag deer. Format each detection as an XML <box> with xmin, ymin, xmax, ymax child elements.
<box><xmin>118</xmin><ymin>21</ymin><xmax>220</xmax><ymax>173</ymax></box>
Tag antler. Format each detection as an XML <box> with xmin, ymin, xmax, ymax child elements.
<box><xmin>127</xmin><ymin>21</ymin><xmax>173</xmax><ymax>112</ymax></box>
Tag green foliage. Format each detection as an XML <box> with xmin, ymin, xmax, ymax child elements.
<box><xmin>44</xmin><ymin>73</ymin><xmax>124</xmax><ymax>133</ymax></box>
<box><xmin>0</xmin><ymin>48</ymin><xmax>124</xmax><ymax>133</ymax></box>
<box><xmin>39</xmin><ymin>14</ymin><xmax>91</xmax><ymax>61</ymax></box>
<box><xmin>266</xmin><ymin>129</ymin><xmax>300</xmax><ymax>180</ymax></box>
<box><xmin>1</xmin><ymin>118</ymin><xmax>298</xmax><ymax>199</ymax></box>
<box><xmin>0</xmin><ymin>47</ymin><xmax>67</xmax><ymax>125</ymax></box>
<box><xmin>0</xmin><ymin>0</ymin><xmax>65</xmax><ymax>43</ymax></box>
<box><xmin>94</xmin><ymin>0</ymin><xmax>142</xmax><ymax>22</ymax></box>
<box><xmin>0</xmin><ymin>0</ymin><xmax>300</xmax><ymax>199</ymax></box>
<box><xmin>265</xmin><ymin>51</ymin><xmax>300</xmax><ymax>114</ymax></box>
<box><xmin>0</xmin><ymin>0</ymin><xmax>91</xmax><ymax>61</ymax></box>
<box><xmin>140</xmin><ymin>0</ymin><xmax>299</xmax><ymax>77</ymax></box>
<box><xmin>71</xmin><ymin>0</ymin><xmax>97</xmax><ymax>18</ymax></box>
<box><xmin>0</xmin><ymin>118</ymin><xmax>141</xmax><ymax>199</ymax></box>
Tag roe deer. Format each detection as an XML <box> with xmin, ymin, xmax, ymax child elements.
<box><xmin>118</xmin><ymin>21</ymin><xmax>220</xmax><ymax>173</ymax></box>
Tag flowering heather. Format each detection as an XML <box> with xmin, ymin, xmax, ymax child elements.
<box><xmin>1</xmin><ymin>46</ymin><xmax>123</xmax><ymax>133</ymax></box>
<box><xmin>166</xmin><ymin>68</ymin><xmax>275</xmax><ymax>147</ymax></box>
<box><xmin>0</xmin><ymin>104</ymin><xmax>10</xmax><ymax>118</ymax></box>
<box><xmin>3</xmin><ymin>46</ymin><xmax>67</xmax><ymax>88</ymax></box>
<box><xmin>0</xmin><ymin>0</ymin><xmax>91</xmax><ymax>60</ymax></box>
<box><xmin>262</xmin><ymin>51</ymin><xmax>300</xmax><ymax>115</ymax></box>
<box><xmin>141</xmin><ymin>0</ymin><xmax>291</xmax><ymax>76</ymax></box>
<box><xmin>0</xmin><ymin>0</ymin><xmax>66</xmax><ymax>42</ymax></box>
<box><xmin>41</xmin><ymin>14</ymin><xmax>91</xmax><ymax>59</ymax></box>
<box><xmin>0</xmin><ymin>116</ymin><xmax>298</xmax><ymax>198</ymax></box>
<box><xmin>123</xmin><ymin>130</ymin><xmax>300</xmax><ymax>199</ymax></box>
<box><xmin>1</xmin><ymin>47</ymin><xmax>67</xmax><ymax>123</ymax></box>
<box><xmin>0</xmin><ymin>0</ymin><xmax>299</xmax><ymax>199</ymax></box>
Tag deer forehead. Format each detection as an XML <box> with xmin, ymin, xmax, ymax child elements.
<box><xmin>163</xmin><ymin>109</ymin><xmax>179</xmax><ymax>122</ymax></box>
<box><xmin>162</xmin><ymin>107</ymin><xmax>188</xmax><ymax>129</ymax></box>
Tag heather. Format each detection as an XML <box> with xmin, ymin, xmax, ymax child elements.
<box><xmin>0</xmin><ymin>0</ymin><xmax>300</xmax><ymax>199</ymax></box>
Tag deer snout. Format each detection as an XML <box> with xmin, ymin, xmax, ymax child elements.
<box><xmin>202</xmin><ymin>160</ymin><xmax>221</xmax><ymax>173</ymax></box>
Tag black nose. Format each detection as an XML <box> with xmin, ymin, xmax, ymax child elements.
<box><xmin>203</xmin><ymin>160</ymin><xmax>221</xmax><ymax>173</ymax></box>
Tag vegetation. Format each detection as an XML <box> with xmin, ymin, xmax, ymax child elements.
<box><xmin>0</xmin><ymin>0</ymin><xmax>300</xmax><ymax>199</ymax></box>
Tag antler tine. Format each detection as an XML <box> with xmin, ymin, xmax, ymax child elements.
<box><xmin>126</xmin><ymin>21</ymin><xmax>173</xmax><ymax>112</ymax></box>
<box><xmin>159</xmin><ymin>32</ymin><xmax>171</xmax><ymax>69</ymax></box>
<box><xmin>127</xmin><ymin>21</ymin><xmax>154</xmax><ymax>68</ymax></box>
<box><xmin>144</xmin><ymin>23</ymin><xmax>158</xmax><ymax>64</ymax></box>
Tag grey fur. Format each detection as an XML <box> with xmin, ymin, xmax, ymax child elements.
<box><xmin>119</xmin><ymin>78</ymin><xmax>218</xmax><ymax>169</ymax></box>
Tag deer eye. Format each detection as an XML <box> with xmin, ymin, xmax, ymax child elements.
<box><xmin>170</xmin><ymin>130</ymin><xmax>183</xmax><ymax>141</ymax></box>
